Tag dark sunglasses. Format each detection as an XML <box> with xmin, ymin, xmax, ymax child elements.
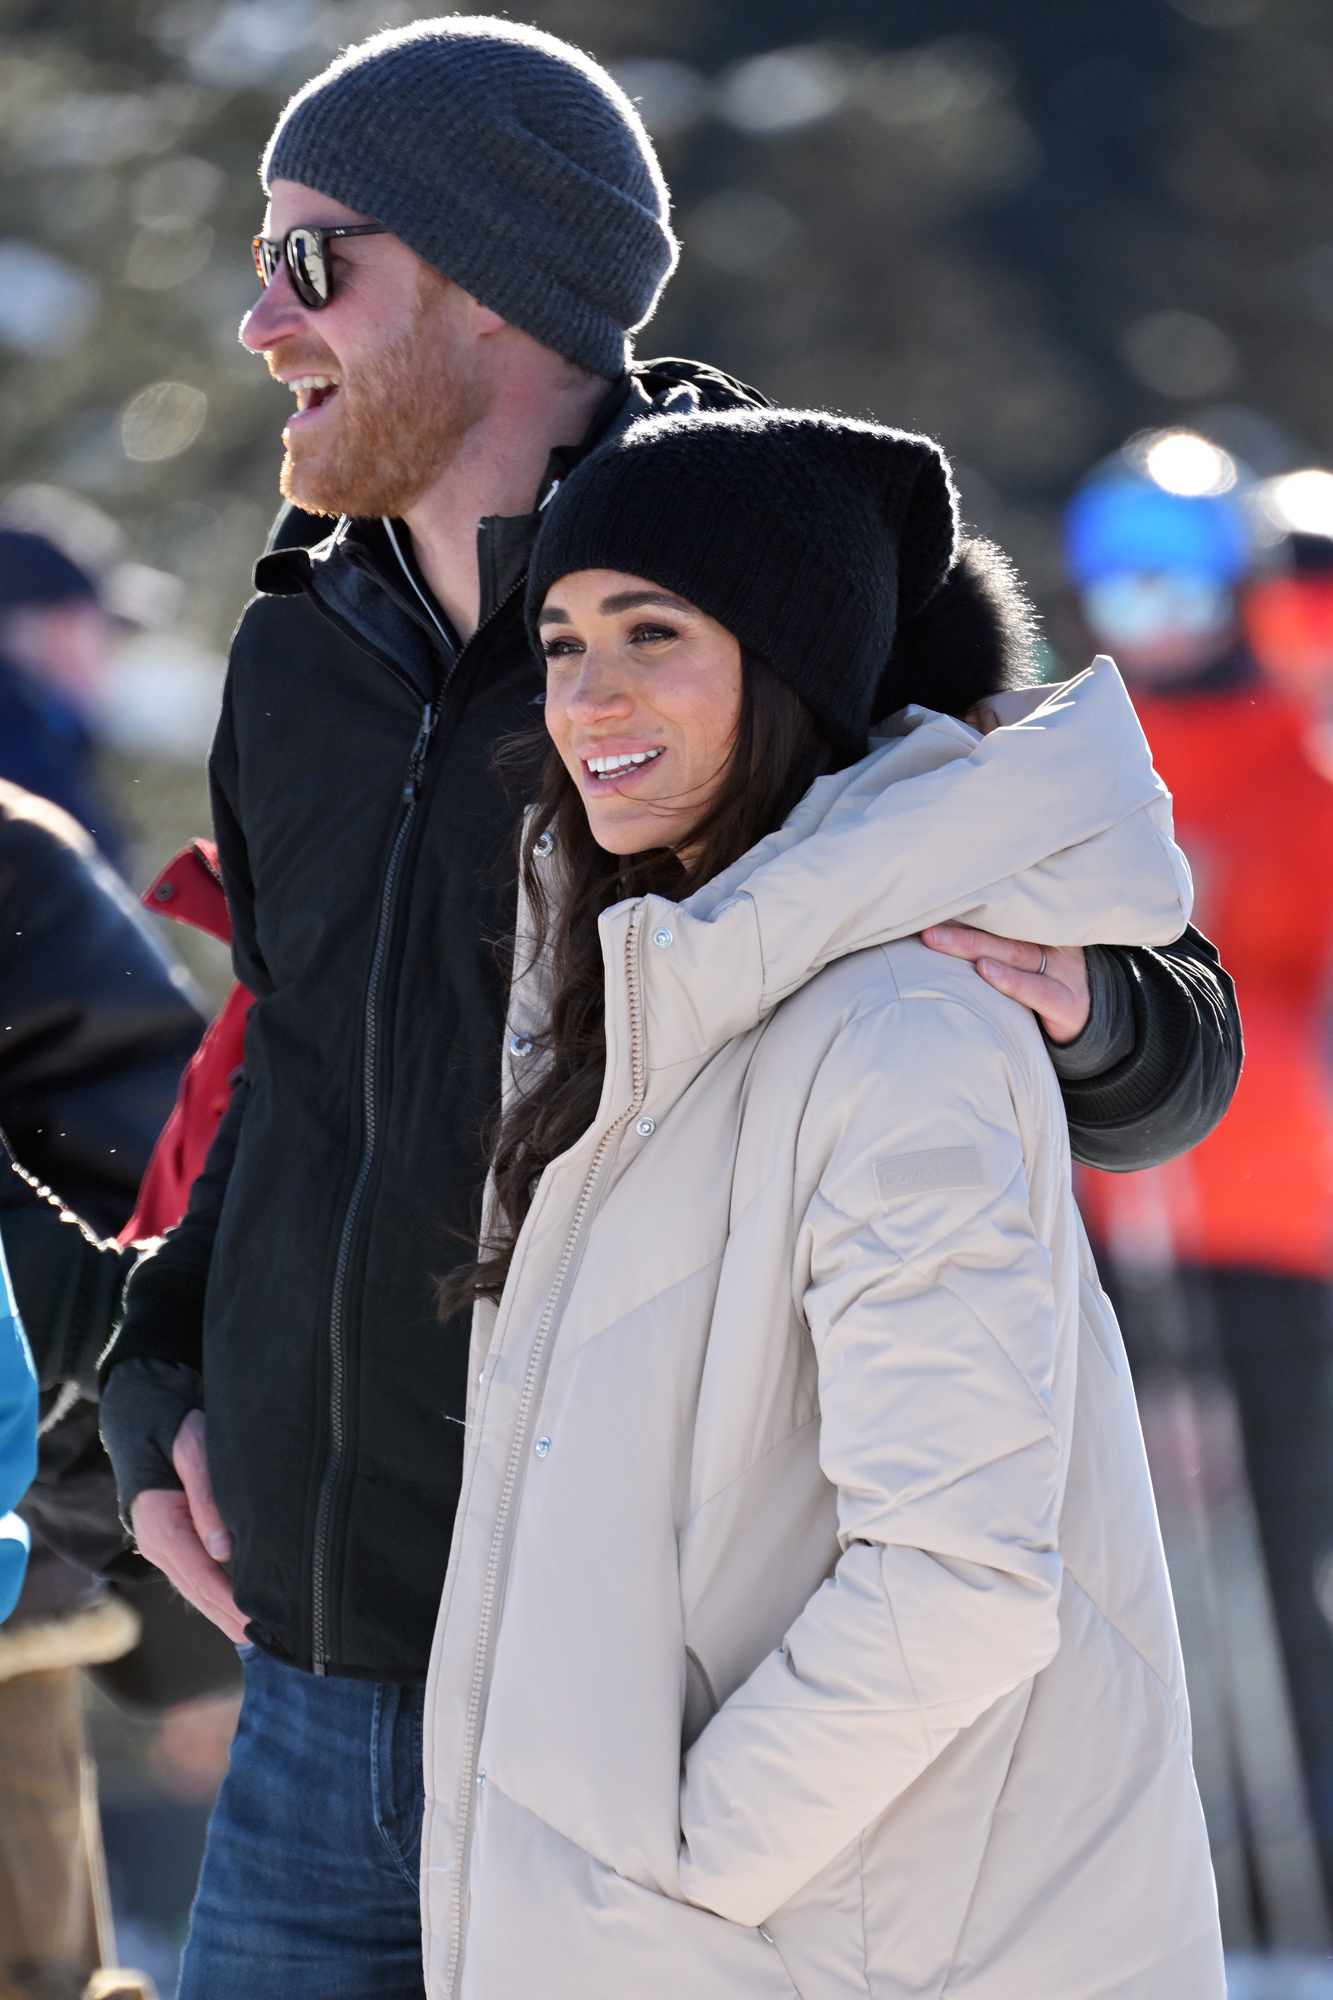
<box><xmin>251</xmin><ymin>223</ymin><xmax>387</xmax><ymax>309</ymax></box>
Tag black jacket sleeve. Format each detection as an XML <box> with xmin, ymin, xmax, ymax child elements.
<box><xmin>1055</xmin><ymin>925</ymin><xmax>1241</xmax><ymax>1174</ymax></box>
<box><xmin>96</xmin><ymin>1070</ymin><xmax>246</xmax><ymax>1385</ymax></box>
<box><xmin>100</xmin><ymin>1356</ymin><xmax>205</xmax><ymax>1521</ymax></box>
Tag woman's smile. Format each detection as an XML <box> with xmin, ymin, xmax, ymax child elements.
<box><xmin>578</xmin><ymin>742</ymin><xmax>667</xmax><ymax>792</ymax></box>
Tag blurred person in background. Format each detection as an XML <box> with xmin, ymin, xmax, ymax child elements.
<box><xmin>0</xmin><ymin>530</ymin><xmax>129</xmax><ymax>873</ymax></box>
<box><xmin>0</xmin><ymin>778</ymin><xmax>211</xmax><ymax>1999</ymax></box>
<box><xmin>1068</xmin><ymin>431</ymin><xmax>1333</xmax><ymax>1945</ymax></box>
<box><xmin>1</xmin><ymin>827</ymin><xmax>254</xmax><ymax>1994</ymax></box>
<box><xmin>1245</xmin><ymin>467</ymin><xmax>1333</xmax><ymax>758</ymax></box>
<box><xmin>94</xmin><ymin>18</ymin><xmax>1241</xmax><ymax>1991</ymax></box>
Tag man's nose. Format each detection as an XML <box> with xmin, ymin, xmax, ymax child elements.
<box><xmin>239</xmin><ymin>263</ymin><xmax>307</xmax><ymax>353</ymax></box>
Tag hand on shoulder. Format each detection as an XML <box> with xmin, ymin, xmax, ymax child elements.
<box><xmin>921</xmin><ymin>924</ymin><xmax>1090</xmax><ymax>1046</ymax></box>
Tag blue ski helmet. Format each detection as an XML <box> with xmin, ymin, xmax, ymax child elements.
<box><xmin>1065</xmin><ymin>431</ymin><xmax>1253</xmax><ymax>588</ymax></box>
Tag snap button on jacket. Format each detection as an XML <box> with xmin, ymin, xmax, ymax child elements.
<box><xmin>422</xmin><ymin>663</ymin><xmax>1224</xmax><ymax>2000</ymax></box>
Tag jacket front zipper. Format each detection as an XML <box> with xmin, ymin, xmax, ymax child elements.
<box><xmin>446</xmin><ymin>906</ymin><xmax>647</xmax><ymax>1993</ymax></box>
<box><xmin>310</xmin><ymin>698</ymin><xmax>436</xmax><ymax>1670</ymax></box>
<box><xmin>307</xmin><ymin>562</ymin><xmax>529</xmax><ymax>1673</ymax></box>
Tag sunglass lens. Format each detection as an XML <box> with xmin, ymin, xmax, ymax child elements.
<box><xmin>253</xmin><ymin>237</ymin><xmax>277</xmax><ymax>286</ymax></box>
<box><xmin>288</xmin><ymin>228</ymin><xmax>330</xmax><ymax>308</ymax></box>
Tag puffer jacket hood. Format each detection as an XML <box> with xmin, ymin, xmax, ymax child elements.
<box><xmin>422</xmin><ymin>658</ymin><xmax>1221</xmax><ymax>1999</ymax></box>
<box><xmin>616</xmin><ymin>656</ymin><xmax>1191</xmax><ymax>1070</ymax></box>
<box><xmin>498</xmin><ymin>658</ymin><xmax>1192</xmax><ymax>1120</ymax></box>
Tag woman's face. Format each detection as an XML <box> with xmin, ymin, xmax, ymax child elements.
<box><xmin>540</xmin><ymin>569</ymin><xmax>743</xmax><ymax>858</ymax></box>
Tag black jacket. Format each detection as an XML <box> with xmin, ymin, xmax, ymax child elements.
<box><xmin>100</xmin><ymin>360</ymin><xmax>1243</xmax><ymax>1680</ymax></box>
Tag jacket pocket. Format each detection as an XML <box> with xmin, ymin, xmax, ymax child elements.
<box><xmin>764</xmin><ymin>1833</ymin><xmax>868</xmax><ymax>2000</ymax></box>
<box><xmin>684</xmin><ymin>1645</ymin><xmax>720</xmax><ymax>1753</ymax></box>
<box><xmin>682</xmin><ymin>1649</ymin><xmax>816</xmax><ymax>1997</ymax></box>
<box><xmin>463</xmin><ymin>1777</ymin><xmax>801</xmax><ymax>2000</ymax></box>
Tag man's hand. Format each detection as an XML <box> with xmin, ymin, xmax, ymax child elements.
<box><xmin>922</xmin><ymin>924</ymin><xmax>1091</xmax><ymax>1046</ymax></box>
<box><xmin>129</xmin><ymin>1410</ymin><xmax>248</xmax><ymax>1644</ymax></box>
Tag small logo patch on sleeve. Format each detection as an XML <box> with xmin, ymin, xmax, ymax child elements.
<box><xmin>875</xmin><ymin>1146</ymin><xmax>985</xmax><ymax>1198</ymax></box>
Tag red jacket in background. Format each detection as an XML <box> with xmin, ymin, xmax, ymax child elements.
<box><xmin>119</xmin><ymin>842</ymin><xmax>251</xmax><ymax>1245</ymax></box>
<box><xmin>1081</xmin><ymin>682</ymin><xmax>1333</xmax><ymax>1279</ymax></box>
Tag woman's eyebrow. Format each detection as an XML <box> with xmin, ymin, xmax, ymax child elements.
<box><xmin>537</xmin><ymin>589</ymin><xmax>691</xmax><ymax>626</ymax></box>
<box><xmin>598</xmin><ymin>590</ymin><xmax>692</xmax><ymax>615</ymax></box>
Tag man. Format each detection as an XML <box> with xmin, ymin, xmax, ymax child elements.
<box><xmin>98</xmin><ymin>19</ymin><xmax>1241</xmax><ymax>1992</ymax></box>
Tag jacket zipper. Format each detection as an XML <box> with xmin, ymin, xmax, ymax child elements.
<box><xmin>312</xmin><ymin>520</ymin><xmax>451</xmax><ymax>1672</ymax></box>
<box><xmin>306</xmin><ymin>559</ymin><xmax>528</xmax><ymax>1674</ymax></box>
<box><xmin>310</xmin><ymin>698</ymin><xmax>436</xmax><ymax>1670</ymax></box>
<box><xmin>445</xmin><ymin>906</ymin><xmax>647</xmax><ymax>1994</ymax></box>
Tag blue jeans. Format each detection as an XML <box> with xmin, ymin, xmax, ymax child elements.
<box><xmin>177</xmin><ymin>1646</ymin><xmax>427</xmax><ymax>1998</ymax></box>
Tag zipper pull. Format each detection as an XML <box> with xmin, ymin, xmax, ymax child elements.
<box><xmin>403</xmin><ymin>701</ymin><xmax>437</xmax><ymax>801</ymax></box>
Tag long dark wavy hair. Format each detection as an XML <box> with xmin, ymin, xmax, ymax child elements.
<box><xmin>438</xmin><ymin>534</ymin><xmax>1038</xmax><ymax>1313</ymax></box>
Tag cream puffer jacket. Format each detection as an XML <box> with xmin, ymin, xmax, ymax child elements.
<box><xmin>422</xmin><ymin>661</ymin><xmax>1225</xmax><ymax>2000</ymax></box>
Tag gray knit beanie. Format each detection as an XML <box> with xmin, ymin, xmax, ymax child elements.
<box><xmin>261</xmin><ymin>16</ymin><xmax>678</xmax><ymax>379</ymax></box>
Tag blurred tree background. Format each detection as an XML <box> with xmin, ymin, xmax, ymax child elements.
<box><xmin>2</xmin><ymin>0</ymin><xmax>1332</xmax><ymax>943</ymax></box>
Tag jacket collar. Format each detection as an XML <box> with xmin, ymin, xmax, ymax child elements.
<box><xmin>563</xmin><ymin>660</ymin><xmax>1194</xmax><ymax>1075</ymax></box>
<box><xmin>141</xmin><ymin>842</ymin><xmax>231</xmax><ymax>946</ymax></box>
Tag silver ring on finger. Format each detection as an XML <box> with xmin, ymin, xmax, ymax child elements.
<box><xmin>1037</xmin><ymin>949</ymin><xmax>1048</xmax><ymax>977</ymax></box>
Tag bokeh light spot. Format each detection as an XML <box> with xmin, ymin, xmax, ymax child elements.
<box><xmin>612</xmin><ymin>59</ymin><xmax>707</xmax><ymax>140</ymax></box>
<box><xmin>1142</xmin><ymin>430</ymin><xmax>1239</xmax><ymax>497</ymax></box>
<box><xmin>1260</xmin><ymin>469</ymin><xmax>1333</xmax><ymax>538</ymax></box>
<box><xmin>688</xmin><ymin>189</ymin><xmax>800</xmax><ymax>274</ymax></box>
<box><xmin>126</xmin><ymin>222</ymin><xmax>216</xmax><ymax>292</ymax></box>
<box><xmin>0</xmin><ymin>242</ymin><xmax>98</xmax><ymax>353</ymax></box>
<box><xmin>133</xmin><ymin>154</ymin><xmax>224</xmax><ymax>227</ymax></box>
<box><xmin>720</xmin><ymin>47</ymin><xmax>850</xmax><ymax>135</ymax></box>
<box><xmin>120</xmin><ymin>381</ymin><xmax>208</xmax><ymax>463</ymax></box>
<box><xmin>1120</xmin><ymin>309</ymin><xmax>1240</xmax><ymax>399</ymax></box>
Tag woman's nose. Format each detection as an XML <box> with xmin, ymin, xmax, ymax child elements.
<box><xmin>567</xmin><ymin>657</ymin><xmax>632</xmax><ymax>717</ymax></box>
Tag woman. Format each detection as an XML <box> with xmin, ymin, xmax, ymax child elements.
<box><xmin>422</xmin><ymin>410</ymin><xmax>1224</xmax><ymax>1998</ymax></box>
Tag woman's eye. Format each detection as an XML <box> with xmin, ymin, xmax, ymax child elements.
<box><xmin>541</xmin><ymin>636</ymin><xmax>583</xmax><ymax>659</ymax></box>
<box><xmin>629</xmin><ymin>622</ymin><xmax>676</xmax><ymax>645</ymax></box>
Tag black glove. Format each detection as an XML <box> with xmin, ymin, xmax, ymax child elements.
<box><xmin>99</xmin><ymin>1356</ymin><xmax>204</xmax><ymax>1531</ymax></box>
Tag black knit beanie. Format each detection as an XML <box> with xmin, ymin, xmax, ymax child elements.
<box><xmin>262</xmin><ymin>17</ymin><xmax>678</xmax><ymax>380</ymax></box>
<box><xmin>525</xmin><ymin>408</ymin><xmax>960</xmax><ymax>756</ymax></box>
